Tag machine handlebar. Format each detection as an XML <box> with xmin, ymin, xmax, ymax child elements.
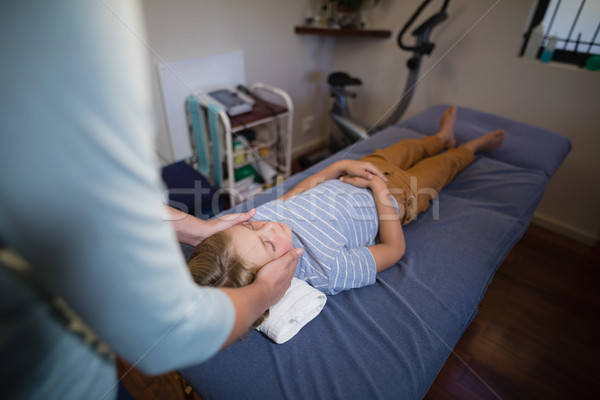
<box><xmin>397</xmin><ymin>0</ymin><xmax>450</xmax><ymax>55</ymax></box>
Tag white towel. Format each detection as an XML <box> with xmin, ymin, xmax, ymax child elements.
<box><xmin>256</xmin><ymin>278</ymin><xmax>327</xmax><ymax>344</ymax></box>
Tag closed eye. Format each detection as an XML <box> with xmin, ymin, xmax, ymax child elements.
<box><xmin>244</xmin><ymin>222</ymin><xmax>274</xmax><ymax>252</ymax></box>
<box><xmin>264</xmin><ymin>240</ymin><xmax>275</xmax><ymax>252</ymax></box>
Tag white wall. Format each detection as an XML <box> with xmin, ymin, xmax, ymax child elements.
<box><xmin>142</xmin><ymin>0</ymin><xmax>334</xmax><ymax>163</ymax></box>
<box><xmin>332</xmin><ymin>0</ymin><xmax>600</xmax><ymax>245</ymax></box>
<box><xmin>142</xmin><ymin>0</ymin><xmax>599</xmax><ymax>245</ymax></box>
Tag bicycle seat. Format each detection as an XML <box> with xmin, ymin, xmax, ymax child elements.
<box><xmin>327</xmin><ymin>72</ymin><xmax>362</xmax><ymax>87</ymax></box>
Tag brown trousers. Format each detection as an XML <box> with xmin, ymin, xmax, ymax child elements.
<box><xmin>360</xmin><ymin>136</ymin><xmax>474</xmax><ymax>225</ymax></box>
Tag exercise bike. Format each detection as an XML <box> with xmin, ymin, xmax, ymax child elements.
<box><xmin>301</xmin><ymin>0</ymin><xmax>450</xmax><ymax>167</ymax></box>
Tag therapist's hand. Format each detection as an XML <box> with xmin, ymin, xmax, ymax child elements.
<box><xmin>220</xmin><ymin>247</ymin><xmax>303</xmax><ymax>347</ymax></box>
<box><xmin>202</xmin><ymin>208</ymin><xmax>257</xmax><ymax>238</ymax></box>
<box><xmin>167</xmin><ymin>206</ymin><xmax>256</xmax><ymax>246</ymax></box>
<box><xmin>254</xmin><ymin>247</ymin><xmax>303</xmax><ymax>305</ymax></box>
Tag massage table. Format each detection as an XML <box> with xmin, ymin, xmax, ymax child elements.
<box><xmin>179</xmin><ymin>104</ymin><xmax>571</xmax><ymax>399</ymax></box>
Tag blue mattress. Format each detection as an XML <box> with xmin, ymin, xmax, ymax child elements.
<box><xmin>179</xmin><ymin>105</ymin><xmax>571</xmax><ymax>399</ymax></box>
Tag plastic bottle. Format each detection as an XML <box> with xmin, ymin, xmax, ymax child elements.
<box><xmin>523</xmin><ymin>24</ymin><xmax>544</xmax><ymax>60</ymax></box>
<box><xmin>540</xmin><ymin>35</ymin><xmax>557</xmax><ymax>63</ymax></box>
<box><xmin>319</xmin><ymin>4</ymin><xmax>329</xmax><ymax>26</ymax></box>
<box><xmin>254</xmin><ymin>159</ymin><xmax>278</xmax><ymax>185</ymax></box>
<box><xmin>233</xmin><ymin>139</ymin><xmax>245</xmax><ymax>164</ymax></box>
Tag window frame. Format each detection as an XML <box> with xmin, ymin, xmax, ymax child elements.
<box><xmin>520</xmin><ymin>0</ymin><xmax>600</xmax><ymax>67</ymax></box>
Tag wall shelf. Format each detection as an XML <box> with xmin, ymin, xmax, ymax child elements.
<box><xmin>294</xmin><ymin>26</ymin><xmax>391</xmax><ymax>38</ymax></box>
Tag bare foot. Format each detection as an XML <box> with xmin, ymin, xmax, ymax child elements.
<box><xmin>436</xmin><ymin>106</ymin><xmax>457</xmax><ymax>148</ymax></box>
<box><xmin>461</xmin><ymin>129</ymin><xmax>505</xmax><ymax>153</ymax></box>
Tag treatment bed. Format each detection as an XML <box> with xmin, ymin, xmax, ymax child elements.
<box><xmin>179</xmin><ymin>104</ymin><xmax>571</xmax><ymax>399</ymax></box>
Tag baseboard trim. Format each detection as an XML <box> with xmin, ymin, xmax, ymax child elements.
<box><xmin>531</xmin><ymin>212</ymin><xmax>599</xmax><ymax>247</ymax></box>
<box><xmin>292</xmin><ymin>137</ymin><xmax>328</xmax><ymax>159</ymax></box>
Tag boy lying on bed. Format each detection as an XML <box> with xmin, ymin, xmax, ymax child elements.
<box><xmin>187</xmin><ymin>106</ymin><xmax>505</xmax><ymax>327</ymax></box>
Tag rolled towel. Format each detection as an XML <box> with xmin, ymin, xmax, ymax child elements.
<box><xmin>256</xmin><ymin>278</ymin><xmax>327</xmax><ymax>344</ymax></box>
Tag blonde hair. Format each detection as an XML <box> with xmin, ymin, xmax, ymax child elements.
<box><xmin>187</xmin><ymin>231</ymin><xmax>269</xmax><ymax>329</ymax></box>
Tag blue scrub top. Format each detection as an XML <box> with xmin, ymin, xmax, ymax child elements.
<box><xmin>0</xmin><ymin>1</ymin><xmax>234</xmax><ymax>399</ymax></box>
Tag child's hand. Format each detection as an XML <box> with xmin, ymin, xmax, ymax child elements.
<box><xmin>339</xmin><ymin>174</ymin><xmax>387</xmax><ymax>190</ymax></box>
<box><xmin>339</xmin><ymin>160</ymin><xmax>388</xmax><ymax>183</ymax></box>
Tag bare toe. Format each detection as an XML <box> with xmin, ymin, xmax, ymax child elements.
<box><xmin>461</xmin><ymin>129</ymin><xmax>505</xmax><ymax>153</ymax></box>
<box><xmin>488</xmin><ymin>129</ymin><xmax>505</xmax><ymax>151</ymax></box>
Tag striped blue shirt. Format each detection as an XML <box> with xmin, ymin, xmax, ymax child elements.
<box><xmin>254</xmin><ymin>179</ymin><xmax>397</xmax><ymax>295</ymax></box>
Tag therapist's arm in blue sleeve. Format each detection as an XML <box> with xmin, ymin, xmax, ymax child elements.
<box><xmin>0</xmin><ymin>0</ymin><xmax>297</xmax><ymax>382</ymax></box>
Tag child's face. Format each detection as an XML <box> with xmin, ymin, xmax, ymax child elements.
<box><xmin>227</xmin><ymin>220</ymin><xmax>295</xmax><ymax>272</ymax></box>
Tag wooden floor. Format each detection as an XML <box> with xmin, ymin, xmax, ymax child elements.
<box><xmin>119</xmin><ymin>224</ymin><xmax>600</xmax><ymax>400</ymax></box>
<box><xmin>425</xmin><ymin>224</ymin><xmax>600</xmax><ymax>400</ymax></box>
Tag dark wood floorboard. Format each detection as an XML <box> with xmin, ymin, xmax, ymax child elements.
<box><xmin>117</xmin><ymin>358</ymin><xmax>201</xmax><ymax>400</ymax></box>
<box><xmin>425</xmin><ymin>224</ymin><xmax>600</xmax><ymax>400</ymax></box>
<box><xmin>119</xmin><ymin>224</ymin><xmax>599</xmax><ymax>400</ymax></box>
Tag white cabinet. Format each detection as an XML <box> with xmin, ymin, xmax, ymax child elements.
<box><xmin>187</xmin><ymin>83</ymin><xmax>293</xmax><ymax>206</ymax></box>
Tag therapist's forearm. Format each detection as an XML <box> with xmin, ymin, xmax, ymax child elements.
<box><xmin>165</xmin><ymin>207</ymin><xmax>204</xmax><ymax>246</ymax></box>
<box><xmin>219</xmin><ymin>283</ymin><xmax>273</xmax><ymax>347</ymax></box>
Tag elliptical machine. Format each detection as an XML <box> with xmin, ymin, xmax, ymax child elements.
<box><xmin>301</xmin><ymin>0</ymin><xmax>450</xmax><ymax>166</ymax></box>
